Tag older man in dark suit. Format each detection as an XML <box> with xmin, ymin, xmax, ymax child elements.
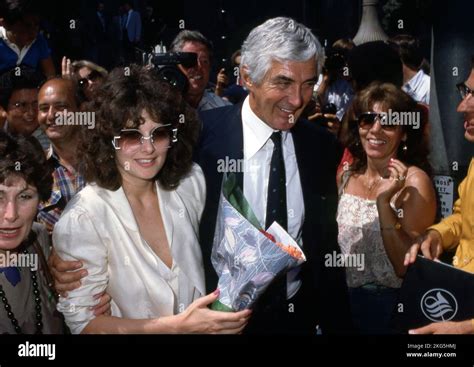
<box><xmin>48</xmin><ymin>17</ymin><xmax>352</xmax><ymax>335</ymax></box>
<box><xmin>196</xmin><ymin>17</ymin><xmax>351</xmax><ymax>335</ymax></box>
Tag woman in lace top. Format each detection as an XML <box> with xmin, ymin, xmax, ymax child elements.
<box><xmin>337</xmin><ymin>83</ymin><xmax>436</xmax><ymax>333</ymax></box>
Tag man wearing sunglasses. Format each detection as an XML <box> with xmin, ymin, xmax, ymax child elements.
<box><xmin>405</xmin><ymin>56</ymin><xmax>474</xmax><ymax>334</ymax></box>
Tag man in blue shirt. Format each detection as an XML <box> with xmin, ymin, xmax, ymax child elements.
<box><xmin>0</xmin><ymin>0</ymin><xmax>55</xmax><ymax>77</ymax></box>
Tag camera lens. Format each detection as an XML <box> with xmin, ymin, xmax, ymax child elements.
<box><xmin>155</xmin><ymin>66</ymin><xmax>189</xmax><ymax>94</ymax></box>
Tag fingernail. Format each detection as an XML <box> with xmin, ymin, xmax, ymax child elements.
<box><xmin>213</xmin><ymin>288</ymin><xmax>220</xmax><ymax>296</ymax></box>
<box><xmin>74</xmin><ymin>263</ymin><xmax>82</xmax><ymax>269</ymax></box>
<box><xmin>408</xmin><ymin>330</ymin><xmax>415</xmax><ymax>334</ymax></box>
<box><xmin>80</xmin><ymin>270</ymin><xmax>88</xmax><ymax>277</ymax></box>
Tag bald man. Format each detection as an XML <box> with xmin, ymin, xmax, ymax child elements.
<box><xmin>37</xmin><ymin>78</ymin><xmax>85</xmax><ymax>233</ymax></box>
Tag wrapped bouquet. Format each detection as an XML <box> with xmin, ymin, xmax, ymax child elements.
<box><xmin>211</xmin><ymin>173</ymin><xmax>305</xmax><ymax>312</ymax></box>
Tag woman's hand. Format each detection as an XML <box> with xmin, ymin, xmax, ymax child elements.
<box><xmin>91</xmin><ymin>291</ymin><xmax>112</xmax><ymax>316</ymax></box>
<box><xmin>176</xmin><ymin>290</ymin><xmax>251</xmax><ymax>334</ymax></box>
<box><xmin>377</xmin><ymin>158</ymin><xmax>408</xmax><ymax>203</ymax></box>
<box><xmin>61</xmin><ymin>56</ymin><xmax>73</xmax><ymax>79</ymax></box>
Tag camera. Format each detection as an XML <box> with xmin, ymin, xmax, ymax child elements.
<box><xmin>314</xmin><ymin>102</ymin><xmax>338</xmax><ymax>127</ymax></box>
<box><xmin>142</xmin><ymin>51</ymin><xmax>198</xmax><ymax>94</ymax></box>
<box><xmin>324</xmin><ymin>52</ymin><xmax>346</xmax><ymax>73</ymax></box>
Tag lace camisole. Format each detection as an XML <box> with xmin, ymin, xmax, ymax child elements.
<box><xmin>336</xmin><ymin>172</ymin><xmax>403</xmax><ymax>289</ymax></box>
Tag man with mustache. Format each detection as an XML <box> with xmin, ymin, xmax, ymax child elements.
<box><xmin>170</xmin><ymin>30</ymin><xmax>230</xmax><ymax>111</ymax></box>
<box><xmin>405</xmin><ymin>56</ymin><xmax>474</xmax><ymax>334</ymax></box>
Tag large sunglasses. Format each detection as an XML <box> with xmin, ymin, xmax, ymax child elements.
<box><xmin>78</xmin><ymin>70</ymin><xmax>103</xmax><ymax>88</ymax></box>
<box><xmin>356</xmin><ymin>112</ymin><xmax>397</xmax><ymax>131</ymax></box>
<box><xmin>112</xmin><ymin>124</ymin><xmax>178</xmax><ymax>151</ymax></box>
<box><xmin>456</xmin><ymin>82</ymin><xmax>474</xmax><ymax>100</ymax></box>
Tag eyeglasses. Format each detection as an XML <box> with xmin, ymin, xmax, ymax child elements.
<box><xmin>78</xmin><ymin>70</ymin><xmax>103</xmax><ymax>88</ymax></box>
<box><xmin>356</xmin><ymin>112</ymin><xmax>398</xmax><ymax>131</ymax></box>
<box><xmin>456</xmin><ymin>82</ymin><xmax>474</xmax><ymax>100</ymax></box>
<box><xmin>112</xmin><ymin>124</ymin><xmax>178</xmax><ymax>151</ymax></box>
<box><xmin>9</xmin><ymin>101</ymin><xmax>38</xmax><ymax>112</ymax></box>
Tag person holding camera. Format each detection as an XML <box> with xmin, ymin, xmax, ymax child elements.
<box><xmin>306</xmin><ymin>39</ymin><xmax>355</xmax><ymax>136</ymax></box>
<box><xmin>170</xmin><ymin>30</ymin><xmax>230</xmax><ymax>112</ymax></box>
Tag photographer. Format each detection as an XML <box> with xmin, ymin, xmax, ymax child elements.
<box><xmin>170</xmin><ymin>30</ymin><xmax>230</xmax><ymax>111</ymax></box>
<box><xmin>306</xmin><ymin>39</ymin><xmax>355</xmax><ymax>136</ymax></box>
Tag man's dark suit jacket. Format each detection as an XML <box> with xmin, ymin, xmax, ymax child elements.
<box><xmin>195</xmin><ymin>103</ymin><xmax>352</xmax><ymax>334</ymax></box>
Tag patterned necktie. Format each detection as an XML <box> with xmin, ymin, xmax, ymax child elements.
<box><xmin>265</xmin><ymin>131</ymin><xmax>287</xmax><ymax>230</ymax></box>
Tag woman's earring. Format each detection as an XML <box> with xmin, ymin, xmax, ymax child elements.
<box><xmin>402</xmin><ymin>142</ymin><xmax>408</xmax><ymax>153</ymax></box>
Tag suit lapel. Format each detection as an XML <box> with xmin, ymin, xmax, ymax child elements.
<box><xmin>232</xmin><ymin>108</ymin><xmax>244</xmax><ymax>188</ymax></box>
<box><xmin>291</xmin><ymin>122</ymin><xmax>312</xmax><ymax>203</ymax></box>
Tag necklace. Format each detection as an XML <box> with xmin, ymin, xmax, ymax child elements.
<box><xmin>365</xmin><ymin>174</ymin><xmax>383</xmax><ymax>193</ymax></box>
<box><xmin>0</xmin><ymin>249</ymin><xmax>43</xmax><ymax>334</ymax></box>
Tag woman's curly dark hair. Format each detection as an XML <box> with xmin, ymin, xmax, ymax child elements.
<box><xmin>340</xmin><ymin>82</ymin><xmax>432</xmax><ymax>176</ymax></box>
<box><xmin>79</xmin><ymin>65</ymin><xmax>201</xmax><ymax>191</ymax></box>
<box><xmin>0</xmin><ymin>131</ymin><xmax>53</xmax><ymax>201</ymax></box>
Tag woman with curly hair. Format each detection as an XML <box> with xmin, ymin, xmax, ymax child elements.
<box><xmin>52</xmin><ymin>65</ymin><xmax>250</xmax><ymax>334</ymax></box>
<box><xmin>337</xmin><ymin>82</ymin><xmax>436</xmax><ymax>334</ymax></box>
<box><xmin>0</xmin><ymin>132</ymin><xmax>64</xmax><ymax>333</ymax></box>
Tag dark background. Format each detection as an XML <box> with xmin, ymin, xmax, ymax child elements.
<box><xmin>38</xmin><ymin>0</ymin><xmax>432</xmax><ymax>73</ymax></box>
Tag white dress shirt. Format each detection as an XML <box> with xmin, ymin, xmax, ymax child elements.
<box><xmin>54</xmin><ymin>164</ymin><xmax>206</xmax><ymax>334</ymax></box>
<box><xmin>241</xmin><ymin>96</ymin><xmax>305</xmax><ymax>299</ymax></box>
<box><xmin>403</xmin><ymin>69</ymin><xmax>430</xmax><ymax>104</ymax></box>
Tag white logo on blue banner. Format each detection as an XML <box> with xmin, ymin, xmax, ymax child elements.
<box><xmin>420</xmin><ymin>288</ymin><xmax>458</xmax><ymax>322</ymax></box>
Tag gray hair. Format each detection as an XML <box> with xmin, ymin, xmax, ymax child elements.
<box><xmin>240</xmin><ymin>17</ymin><xmax>324</xmax><ymax>84</ymax></box>
<box><xmin>170</xmin><ymin>30</ymin><xmax>213</xmax><ymax>59</ymax></box>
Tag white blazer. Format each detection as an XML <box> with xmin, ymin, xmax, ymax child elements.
<box><xmin>53</xmin><ymin>164</ymin><xmax>206</xmax><ymax>334</ymax></box>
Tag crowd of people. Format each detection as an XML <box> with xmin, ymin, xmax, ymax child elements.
<box><xmin>0</xmin><ymin>0</ymin><xmax>473</xmax><ymax>335</ymax></box>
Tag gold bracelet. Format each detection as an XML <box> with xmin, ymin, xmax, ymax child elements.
<box><xmin>380</xmin><ymin>222</ymin><xmax>401</xmax><ymax>231</ymax></box>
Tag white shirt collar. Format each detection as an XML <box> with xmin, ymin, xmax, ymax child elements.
<box><xmin>242</xmin><ymin>96</ymin><xmax>278</xmax><ymax>160</ymax></box>
<box><xmin>404</xmin><ymin>69</ymin><xmax>427</xmax><ymax>93</ymax></box>
<box><xmin>0</xmin><ymin>26</ymin><xmax>36</xmax><ymax>61</ymax></box>
<box><xmin>0</xmin><ymin>26</ymin><xmax>7</xmax><ymax>40</ymax></box>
